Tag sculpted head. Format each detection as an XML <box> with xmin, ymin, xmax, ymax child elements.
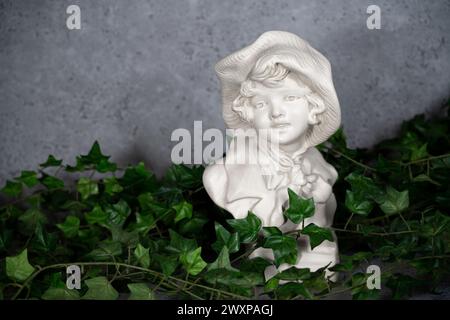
<box><xmin>231</xmin><ymin>57</ymin><xmax>326</xmax><ymax>151</ymax></box>
<box><xmin>215</xmin><ymin>31</ymin><xmax>341</xmax><ymax>153</ymax></box>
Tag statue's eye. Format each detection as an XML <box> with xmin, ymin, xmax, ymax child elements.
<box><xmin>285</xmin><ymin>95</ymin><xmax>300</xmax><ymax>102</ymax></box>
<box><xmin>255</xmin><ymin>101</ymin><xmax>265</xmax><ymax>109</ymax></box>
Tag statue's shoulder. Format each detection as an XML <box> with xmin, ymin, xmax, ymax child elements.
<box><xmin>203</xmin><ymin>158</ymin><xmax>262</xmax><ymax>187</ymax></box>
<box><xmin>305</xmin><ymin>147</ymin><xmax>338</xmax><ymax>185</ymax></box>
<box><xmin>203</xmin><ymin>157</ymin><xmax>266</xmax><ymax>207</ymax></box>
<box><xmin>203</xmin><ymin>159</ymin><xmax>226</xmax><ymax>185</ymax></box>
<box><xmin>202</xmin><ymin>159</ymin><xmax>227</xmax><ymax>206</ymax></box>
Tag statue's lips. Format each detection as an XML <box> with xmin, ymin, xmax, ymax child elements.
<box><xmin>271</xmin><ymin>123</ymin><xmax>291</xmax><ymax>128</ymax></box>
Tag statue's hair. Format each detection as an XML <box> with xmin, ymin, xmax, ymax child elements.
<box><xmin>231</xmin><ymin>58</ymin><xmax>326</xmax><ymax>129</ymax></box>
<box><xmin>216</xmin><ymin>31</ymin><xmax>341</xmax><ymax>148</ymax></box>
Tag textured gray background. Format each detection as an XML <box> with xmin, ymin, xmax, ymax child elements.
<box><xmin>0</xmin><ymin>0</ymin><xmax>449</xmax><ymax>184</ymax></box>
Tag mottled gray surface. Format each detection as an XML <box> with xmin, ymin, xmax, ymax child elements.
<box><xmin>0</xmin><ymin>0</ymin><xmax>449</xmax><ymax>183</ymax></box>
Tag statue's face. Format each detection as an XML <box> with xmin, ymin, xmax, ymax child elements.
<box><xmin>249</xmin><ymin>73</ymin><xmax>313</xmax><ymax>146</ymax></box>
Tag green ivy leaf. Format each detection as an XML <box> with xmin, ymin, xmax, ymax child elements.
<box><xmin>154</xmin><ymin>254</ymin><xmax>178</xmax><ymax>276</ymax></box>
<box><xmin>275</xmin><ymin>282</ymin><xmax>313</xmax><ymax>299</ymax></box>
<box><xmin>275</xmin><ymin>267</ymin><xmax>312</xmax><ymax>281</ymax></box>
<box><xmin>85</xmin><ymin>241</ymin><xmax>122</xmax><ymax>261</ymax></box>
<box><xmin>64</xmin><ymin>157</ymin><xmax>86</xmax><ymax>172</ymax></box>
<box><xmin>32</xmin><ymin>223</ymin><xmax>57</xmax><ymax>253</ymax></box>
<box><xmin>56</xmin><ymin>216</ymin><xmax>80</xmax><ymax>238</ymax></box>
<box><xmin>326</xmin><ymin>126</ymin><xmax>347</xmax><ymax>150</ymax></box>
<box><xmin>15</xmin><ymin>170</ymin><xmax>39</xmax><ymax>188</ymax></box>
<box><xmin>386</xmin><ymin>274</ymin><xmax>422</xmax><ymax>300</ymax></box>
<box><xmin>419</xmin><ymin>211</ymin><xmax>450</xmax><ymax>237</ymax></box>
<box><xmin>164</xmin><ymin>164</ymin><xmax>204</xmax><ymax>189</ymax></box>
<box><xmin>6</xmin><ymin>249</ymin><xmax>35</xmax><ymax>282</ymax></box>
<box><xmin>263</xmin><ymin>230</ymin><xmax>298</xmax><ymax>267</ymax></box>
<box><xmin>137</xmin><ymin>193</ymin><xmax>172</xmax><ymax>221</ymax></box>
<box><xmin>378</xmin><ymin>186</ymin><xmax>409</xmax><ymax>215</ymax></box>
<box><xmin>82</xmin><ymin>276</ymin><xmax>119</xmax><ymax>300</ymax></box>
<box><xmin>119</xmin><ymin>161</ymin><xmax>159</xmax><ymax>194</ymax></box>
<box><xmin>39</xmin><ymin>155</ymin><xmax>62</xmax><ymax>167</ymax></box>
<box><xmin>26</xmin><ymin>193</ymin><xmax>42</xmax><ymax>208</ymax></box>
<box><xmin>344</xmin><ymin>172</ymin><xmax>384</xmax><ymax>202</ymax></box>
<box><xmin>131</xmin><ymin>212</ymin><xmax>156</xmax><ymax>235</ymax></box>
<box><xmin>303</xmin><ymin>272</ymin><xmax>329</xmax><ymax>293</ymax></box>
<box><xmin>46</xmin><ymin>271</ymin><xmax>66</xmax><ymax>289</ymax></box>
<box><xmin>84</xmin><ymin>140</ymin><xmax>110</xmax><ymax>163</ymax></box>
<box><xmin>204</xmin><ymin>269</ymin><xmax>264</xmax><ymax>288</ymax></box>
<box><xmin>264</xmin><ymin>277</ymin><xmax>280</xmax><ymax>292</ymax></box>
<box><xmin>104</xmin><ymin>199</ymin><xmax>131</xmax><ymax>229</ymax></box>
<box><xmin>96</xmin><ymin>158</ymin><xmax>117</xmax><ymax>173</ymax></box>
<box><xmin>3</xmin><ymin>204</ymin><xmax>23</xmax><ymax>220</ymax></box>
<box><xmin>0</xmin><ymin>229</ymin><xmax>12</xmax><ymax>252</ymax></box>
<box><xmin>301</xmin><ymin>223</ymin><xmax>334</xmax><ymax>250</ymax></box>
<box><xmin>137</xmin><ymin>193</ymin><xmax>155</xmax><ymax>211</ymax></box>
<box><xmin>40</xmin><ymin>175</ymin><xmax>64</xmax><ymax>190</ymax></box>
<box><xmin>177</xmin><ymin>217</ymin><xmax>208</xmax><ymax>237</ymax></box>
<box><xmin>127</xmin><ymin>283</ymin><xmax>154</xmax><ymax>300</ymax></box>
<box><xmin>262</xmin><ymin>227</ymin><xmax>282</xmax><ymax>237</ymax></box>
<box><xmin>103</xmin><ymin>177</ymin><xmax>123</xmax><ymax>195</ymax></box>
<box><xmin>284</xmin><ymin>188</ymin><xmax>315</xmax><ymax>224</ymax></box>
<box><xmin>180</xmin><ymin>247</ymin><xmax>207</xmax><ymax>276</ymax></box>
<box><xmin>207</xmin><ymin>246</ymin><xmax>238</xmax><ymax>272</ymax></box>
<box><xmin>85</xmin><ymin>204</ymin><xmax>108</xmax><ymax>225</ymax></box>
<box><xmin>172</xmin><ymin>200</ymin><xmax>193</xmax><ymax>223</ymax></box>
<box><xmin>1</xmin><ymin>180</ymin><xmax>22</xmax><ymax>197</ymax></box>
<box><xmin>82</xmin><ymin>141</ymin><xmax>116</xmax><ymax>171</ymax></box>
<box><xmin>77</xmin><ymin>178</ymin><xmax>99</xmax><ymax>201</ymax></box>
<box><xmin>412</xmin><ymin>174</ymin><xmax>441</xmax><ymax>186</ymax></box>
<box><xmin>345</xmin><ymin>190</ymin><xmax>374</xmax><ymax>216</ymax></box>
<box><xmin>65</xmin><ymin>142</ymin><xmax>116</xmax><ymax>172</ymax></box>
<box><xmin>227</xmin><ymin>212</ymin><xmax>262</xmax><ymax>243</ymax></box>
<box><xmin>111</xmin><ymin>229</ymin><xmax>139</xmax><ymax>247</ymax></box>
<box><xmin>134</xmin><ymin>243</ymin><xmax>150</xmax><ymax>268</ymax></box>
<box><xmin>329</xmin><ymin>260</ymin><xmax>354</xmax><ymax>272</ymax></box>
<box><xmin>211</xmin><ymin>223</ymin><xmax>240</xmax><ymax>254</ymax></box>
<box><xmin>410</xmin><ymin>143</ymin><xmax>428</xmax><ymax>161</ymax></box>
<box><xmin>42</xmin><ymin>287</ymin><xmax>80</xmax><ymax>300</ymax></box>
<box><xmin>60</xmin><ymin>200</ymin><xmax>87</xmax><ymax>211</ymax></box>
<box><xmin>19</xmin><ymin>208</ymin><xmax>47</xmax><ymax>232</ymax></box>
<box><xmin>350</xmin><ymin>273</ymin><xmax>380</xmax><ymax>300</ymax></box>
<box><xmin>239</xmin><ymin>257</ymin><xmax>272</xmax><ymax>274</ymax></box>
<box><xmin>167</xmin><ymin>229</ymin><xmax>197</xmax><ymax>254</ymax></box>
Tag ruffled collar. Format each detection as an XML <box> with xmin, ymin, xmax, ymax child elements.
<box><xmin>258</xmin><ymin>140</ymin><xmax>310</xmax><ymax>190</ymax></box>
<box><xmin>223</xmin><ymin>133</ymin><xmax>314</xmax><ymax>203</ymax></box>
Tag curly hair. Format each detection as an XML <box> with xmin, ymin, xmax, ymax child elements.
<box><xmin>231</xmin><ymin>56</ymin><xmax>326</xmax><ymax>126</ymax></box>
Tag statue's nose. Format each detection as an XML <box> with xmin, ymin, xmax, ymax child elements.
<box><xmin>270</xmin><ymin>104</ymin><xmax>284</xmax><ymax>119</ymax></box>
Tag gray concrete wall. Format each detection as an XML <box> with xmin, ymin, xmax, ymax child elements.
<box><xmin>0</xmin><ymin>0</ymin><xmax>449</xmax><ymax>183</ymax></box>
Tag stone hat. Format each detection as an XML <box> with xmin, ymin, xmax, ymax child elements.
<box><xmin>215</xmin><ymin>30</ymin><xmax>341</xmax><ymax>147</ymax></box>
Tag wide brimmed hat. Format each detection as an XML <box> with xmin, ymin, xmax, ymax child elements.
<box><xmin>215</xmin><ymin>30</ymin><xmax>341</xmax><ymax>147</ymax></box>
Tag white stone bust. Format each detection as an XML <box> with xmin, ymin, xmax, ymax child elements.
<box><xmin>203</xmin><ymin>31</ymin><xmax>341</xmax><ymax>279</ymax></box>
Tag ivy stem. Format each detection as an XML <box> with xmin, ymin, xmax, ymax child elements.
<box><xmin>398</xmin><ymin>212</ymin><xmax>412</xmax><ymax>231</ymax></box>
<box><xmin>315</xmin><ymin>265</ymin><xmax>398</xmax><ymax>300</ymax></box>
<box><xmin>11</xmin><ymin>262</ymin><xmax>250</xmax><ymax>300</ymax></box>
<box><xmin>413</xmin><ymin>255</ymin><xmax>450</xmax><ymax>260</ymax></box>
<box><xmin>401</xmin><ymin>153</ymin><xmax>450</xmax><ymax>166</ymax></box>
<box><xmin>166</xmin><ymin>278</ymin><xmax>204</xmax><ymax>300</ymax></box>
<box><xmin>332</xmin><ymin>228</ymin><xmax>416</xmax><ymax>237</ymax></box>
<box><xmin>343</xmin><ymin>213</ymin><xmax>354</xmax><ymax>230</ymax></box>
<box><xmin>231</xmin><ymin>244</ymin><xmax>257</xmax><ymax>264</ymax></box>
<box><xmin>326</xmin><ymin>148</ymin><xmax>377</xmax><ymax>172</ymax></box>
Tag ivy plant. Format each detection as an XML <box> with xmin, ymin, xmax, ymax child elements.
<box><xmin>0</xmin><ymin>101</ymin><xmax>449</xmax><ymax>300</ymax></box>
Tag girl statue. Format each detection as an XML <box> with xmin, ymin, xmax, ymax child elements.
<box><xmin>203</xmin><ymin>31</ymin><xmax>341</xmax><ymax>280</ymax></box>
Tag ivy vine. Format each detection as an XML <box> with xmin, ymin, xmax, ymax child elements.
<box><xmin>0</xmin><ymin>100</ymin><xmax>449</xmax><ymax>300</ymax></box>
